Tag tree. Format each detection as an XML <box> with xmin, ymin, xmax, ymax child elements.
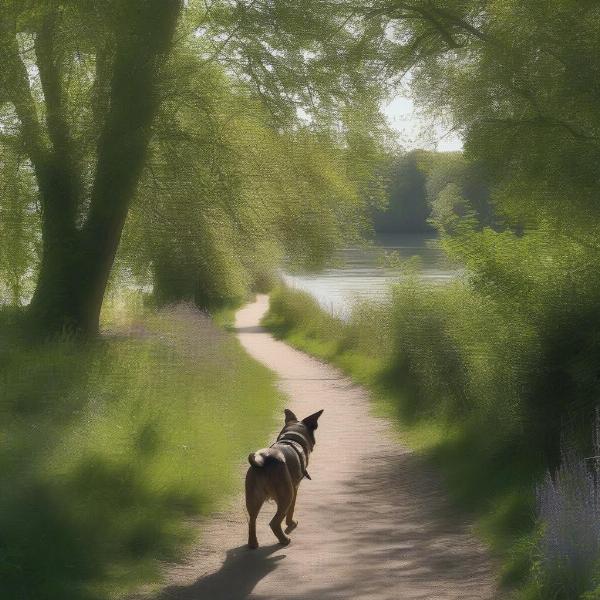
<box><xmin>422</xmin><ymin>152</ymin><xmax>492</xmax><ymax>232</ymax></box>
<box><xmin>373</xmin><ymin>150</ymin><xmax>431</xmax><ymax>233</ymax></box>
<box><xmin>0</xmin><ymin>1</ymin><xmax>182</xmax><ymax>334</ymax></box>
<box><xmin>118</xmin><ymin>44</ymin><xmax>378</xmax><ymax>311</ymax></box>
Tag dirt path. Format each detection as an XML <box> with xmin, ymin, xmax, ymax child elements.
<box><xmin>153</xmin><ymin>295</ymin><xmax>498</xmax><ymax>600</ymax></box>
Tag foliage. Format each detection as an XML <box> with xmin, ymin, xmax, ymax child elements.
<box><xmin>219</xmin><ymin>0</ymin><xmax>599</xmax><ymax>235</ymax></box>
<box><xmin>421</xmin><ymin>152</ymin><xmax>493</xmax><ymax>230</ymax></box>
<box><xmin>0</xmin><ymin>145</ymin><xmax>39</xmax><ymax>305</ymax></box>
<box><xmin>119</xmin><ymin>49</ymin><xmax>377</xmax><ymax>310</ymax></box>
<box><xmin>372</xmin><ymin>150</ymin><xmax>432</xmax><ymax>233</ymax></box>
<box><xmin>196</xmin><ymin>0</ymin><xmax>389</xmax><ymax>128</ymax></box>
<box><xmin>0</xmin><ymin>303</ymin><xmax>283</xmax><ymax>599</ymax></box>
<box><xmin>354</xmin><ymin>0</ymin><xmax>600</xmax><ymax>236</ymax></box>
<box><xmin>370</xmin><ymin>149</ymin><xmax>492</xmax><ymax>234</ymax></box>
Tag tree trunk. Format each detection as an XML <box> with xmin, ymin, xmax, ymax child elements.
<box><xmin>28</xmin><ymin>0</ymin><xmax>182</xmax><ymax>336</ymax></box>
<box><xmin>28</xmin><ymin>151</ymin><xmax>82</xmax><ymax>332</ymax></box>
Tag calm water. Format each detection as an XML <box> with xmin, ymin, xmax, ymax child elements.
<box><xmin>282</xmin><ymin>233</ymin><xmax>458</xmax><ymax>316</ymax></box>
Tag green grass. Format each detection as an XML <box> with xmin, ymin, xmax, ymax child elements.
<box><xmin>0</xmin><ymin>303</ymin><xmax>283</xmax><ymax>600</ymax></box>
<box><xmin>262</xmin><ymin>285</ymin><xmax>542</xmax><ymax>597</ymax></box>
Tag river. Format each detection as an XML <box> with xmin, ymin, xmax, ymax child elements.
<box><xmin>282</xmin><ymin>233</ymin><xmax>457</xmax><ymax>316</ymax></box>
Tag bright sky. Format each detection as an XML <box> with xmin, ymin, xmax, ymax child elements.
<box><xmin>383</xmin><ymin>95</ymin><xmax>464</xmax><ymax>152</ymax></box>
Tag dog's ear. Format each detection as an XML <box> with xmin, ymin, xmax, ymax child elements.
<box><xmin>284</xmin><ymin>408</ymin><xmax>298</xmax><ymax>424</ymax></box>
<box><xmin>302</xmin><ymin>409</ymin><xmax>324</xmax><ymax>430</ymax></box>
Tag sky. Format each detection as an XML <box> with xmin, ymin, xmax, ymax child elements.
<box><xmin>383</xmin><ymin>95</ymin><xmax>463</xmax><ymax>152</ymax></box>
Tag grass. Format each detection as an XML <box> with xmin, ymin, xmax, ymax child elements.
<box><xmin>0</xmin><ymin>302</ymin><xmax>283</xmax><ymax>600</ymax></box>
<box><xmin>262</xmin><ymin>284</ymin><xmax>542</xmax><ymax>597</ymax></box>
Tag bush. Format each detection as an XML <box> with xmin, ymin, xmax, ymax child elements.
<box><xmin>263</xmin><ymin>287</ymin><xmax>346</xmax><ymax>360</ymax></box>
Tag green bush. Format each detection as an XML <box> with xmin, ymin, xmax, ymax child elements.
<box><xmin>0</xmin><ymin>304</ymin><xmax>282</xmax><ymax>599</ymax></box>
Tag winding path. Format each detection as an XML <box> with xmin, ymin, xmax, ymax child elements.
<box><xmin>153</xmin><ymin>295</ymin><xmax>499</xmax><ymax>600</ymax></box>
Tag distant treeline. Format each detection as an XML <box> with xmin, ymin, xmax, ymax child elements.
<box><xmin>372</xmin><ymin>150</ymin><xmax>493</xmax><ymax>234</ymax></box>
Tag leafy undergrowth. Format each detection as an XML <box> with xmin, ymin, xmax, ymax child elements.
<box><xmin>0</xmin><ymin>303</ymin><xmax>282</xmax><ymax>600</ymax></box>
<box><xmin>262</xmin><ymin>285</ymin><xmax>543</xmax><ymax>597</ymax></box>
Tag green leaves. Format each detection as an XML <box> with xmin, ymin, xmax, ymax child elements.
<box><xmin>0</xmin><ymin>147</ymin><xmax>40</xmax><ymax>305</ymax></box>
<box><xmin>120</xmin><ymin>45</ymin><xmax>376</xmax><ymax>309</ymax></box>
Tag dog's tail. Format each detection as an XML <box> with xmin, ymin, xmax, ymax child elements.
<box><xmin>248</xmin><ymin>448</ymin><xmax>284</xmax><ymax>468</ymax></box>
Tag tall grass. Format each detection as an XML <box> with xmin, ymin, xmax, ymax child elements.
<box><xmin>0</xmin><ymin>303</ymin><xmax>283</xmax><ymax>600</ymax></box>
<box><xmin>531</xmin><ymin>410</ymin><xmax>600</xmax><ymax>599</ymax></box>
<box><xmin>535</xmin><ymin>451</ymin><xmax>600</xmax><ymax>599</ymax></box>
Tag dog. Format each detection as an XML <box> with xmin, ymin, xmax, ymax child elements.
<box><xmin>245</xmin><ymin>408</ymin><xmax>323</xmax><ymax>548</ymax></box>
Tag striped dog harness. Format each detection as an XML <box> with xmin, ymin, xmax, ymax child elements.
<box><xmin>274</xmin><ymin>430</ymin><xmax>312</xmax><ymax>480</ymax></box>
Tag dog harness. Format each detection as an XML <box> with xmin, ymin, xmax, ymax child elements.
<box><xmin>274</xmin><ymin>430</ymin><xmax>312</xmax><ymax>480</ymax></box>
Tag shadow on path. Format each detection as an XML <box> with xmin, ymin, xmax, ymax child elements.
<box><xmin>336</xmin><ymin>452</ymin><xmax>494</xmax><ymax>595</ymax></box>
<box><xmin>157</xmin><ymin>544</ymin><xmax>285</xmax><ymax>600</ymax></box>
<box><xmin>152</xmin><ymin>450</ymin><xmax>497</xmax><ymax>600</ymax></box>
<box><xmin>234</xmin><ymin>325</ymin><xmax>266</xmax><ymax>334</ymax></box>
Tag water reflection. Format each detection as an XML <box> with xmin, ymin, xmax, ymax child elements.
<box><xmin>282</xmin><ymin>233</ymin><xmax>458</xmax><ymax>316</ymax></box>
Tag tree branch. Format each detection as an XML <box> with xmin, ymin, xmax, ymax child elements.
<box><xmin>426</xmin><ymin>3</ymin><xmax>491</xmax><ymax>45</ymax></box>
<box><xmin>480</xmin><ymin>116</ymin><xmax>600</xmax><ymax>144</ymax></box>
<box><xmin>34</xmin><ymin>8</ymin><xmax>81</xmax><ymax>224</ymax></box>
<box><xmin>34</xmin><ymin>11</ymin><xmax>70</xmax><ymax>157</ymax></box>
<box><xmin>1</xmin><ymin>30</ymin><xmax>48</xmax><ymax>173</ymax></box>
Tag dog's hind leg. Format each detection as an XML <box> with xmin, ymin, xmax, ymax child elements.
<box><xmin>245</xmin><ymin>470</ymin><xmax>265</xmax><ymax>549</ymax></box>
<box><xmin>285</xmin><ymin>485</ymin><xmax>298</xmax><ymax>534</ymax></box>
<box><xmin>269</xmin><ymin>471</ymin><xmax>294</xmax><ymax>546</ymax></box>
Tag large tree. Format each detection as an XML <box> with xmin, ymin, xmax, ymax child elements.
<box><xmin>0</xmin><ymin>1</ymin><xmax>182</xmax><ymax>334</ymax></box>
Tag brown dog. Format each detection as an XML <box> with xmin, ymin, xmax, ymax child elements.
<box><xmin>245</xmin><ymin>408</ymin><xmax>323</xmax><ymax>548</ymax></box>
